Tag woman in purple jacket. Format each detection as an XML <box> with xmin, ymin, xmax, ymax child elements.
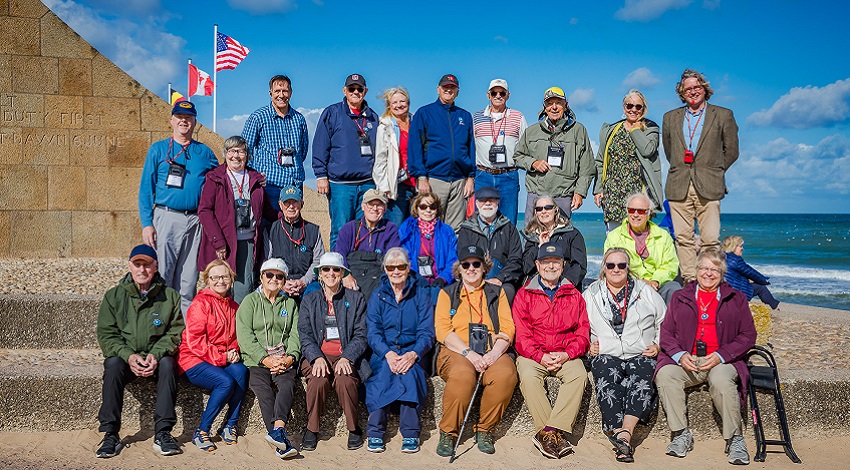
<box><xmin>654</xmin><ymin>249</ymin><xmax>756</xmax><ymax>465</ymax></box>
<box><xmin>198</xmin><ymin>136</ymin><xmax>278</xmax><ymax>303</ymax></box>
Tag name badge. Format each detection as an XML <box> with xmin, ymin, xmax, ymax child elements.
<box><xmin>359</xmin><ymin>134</ymin><xmax>372</xmax><ymax>157</ymax></box>
<box><xmin>684</xmin><ymin>149</ymin><xmax>695</xmax><ymax>164</ymax></box>
<box><xmin>278</xmin><ymin>147</ymin><xmax>296</xmax><ymax>166</ymax></box>
<box><xmin>417</xmin><ymin>255</ymin><xmax>434</xmax><ymax>278</ymax></box>
<box><xmin>166</xmin><ymin>161</ymin><xmax>186</xmax><ymax>188</ymax></box>
<box><xmin>547</xmin><ymin>145</ymin><xmax>564</xmax><ymax>169</ymax></box>
<box><xmin>397</xmin><ymin>167</ymin><xmax>410</xmax><ymax>183</ymax></box>
<box><xmin>489</xmin><ymin>144</ymin><xmax>507</xmax><ymax>165</ymax></box>
<box><xmin>326</xmin><ymin>326</ymin><xmax>340</xmax><ymax>341</ymax></box>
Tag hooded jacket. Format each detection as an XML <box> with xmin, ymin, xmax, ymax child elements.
<box><xmin>408</xmin><ymin>99</ymin><xmax>475</xmax><ymax>181</ymax></box>
<box><xmin>97</xmin><ymin>272</ymin><xmax>184</xmax><ymax>361</ymax></box>
<box><xmin>521</xmin><ymin>222</ymin><xmax>587</xmax><ymax>289</ymax></box>
<box><xmin>457</xmin><ymin>212</ymin><xmax>523</xmax><ymax>286</ymax></box>
<box><xmin>236</xmin><ymin>289</ymin><xmax>300</xmax><ymax>368</ymax></box>
<box><xmin>604</xmin><ymin>220</ymin><xmax>679</xmax><ymax>285</ymax></box>
<box><xmin>177</xmin><ymin>288</ymin><xmax>239</xmax><ymax>374</ymax></box>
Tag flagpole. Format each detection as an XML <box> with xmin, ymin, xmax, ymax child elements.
<box><xmin>168</xmin><ymin>82</ymin><xmax>172</xmax><ymax>105</ymax></box>
<box><xmin>213</xmin><ymin>24</ymin><xmax>218</xmax><ymax>133</ymax></box>
<box><xmin>187</xmin><ymin>59</ymin><xmax>192</xmax><ymax>103</ymax></box>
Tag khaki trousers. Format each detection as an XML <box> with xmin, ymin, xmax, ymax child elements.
<box><xmin>655</xmin><ymin>361</ymin><xmax>742</xmax><ymax>439</ymax></box>
<box><xmin>300</xmin><ymin>355</ymin><xmax>361</xmax><ymax>433</ymax></box>
<box><xmin>437</xmin><ymin>348</ymin><xmax>518</xmax><ymax>435</ymax></box>
<box><xmin>669</xmin><ymin>182</ymin><xmax>720</xmax><ymax>282</ymax></box>
<box><xmin>427</xmin><ymin>177</ymin><xmax>468</xmax><ymax>231</ymax></box>
<box><xmin>516</xmin><ymin>355</ymin><xmax>587</xmax><ymax>433</ymax></box>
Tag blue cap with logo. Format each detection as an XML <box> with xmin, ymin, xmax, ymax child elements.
<box><xmin>279</xmin><ymin>185</ymin><xmax>303</xmax><ymax>202</ymax></box>
<box><xmin>129</xmin><ymin>244</ymin><xmax>157</xmax><ymax>264</ymax></box>
<box><xmin>171</xmin><ymin>100</ymin><xmax>197</xmax><ymax>116</ymax></box>
<box><xmin>536</xmin><ymin>241</ymin><xmax>565</xmax><ymax>261</ymax></box>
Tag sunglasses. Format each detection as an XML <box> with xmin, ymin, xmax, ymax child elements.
<box><xmin>320</xmin><ymin>267</ymin><xmax>342</xmax><ymax>273</ymax></box>
<box><xmin>624</xmin><ymin>103</ymin><xmax>644</xmax><ymax>111</ymax></box>
<box><xmin>461</xmin><ymin>261</ymin><xmax>483</xmax><ymax>269</ymax></box>
<box><xmin>489</xmin><ymin>90</ymin><xmax>507</xmax><ymax>97</ymax></box>
<box><xmin>627</xmin><ymin>207</ymin><xmax>649</xmax><ymax>215</ymax></box>
<box><xmin>347</xmin><ymin>86</ymin><xmax>364</xmax><ymax>93</ymax></box>
<box><xmin>534</xmin><ymin>204</ymin><xmax>556</xmax><ymax>212</ymax></box>
<box><xmin>605</xmin><ymin>262</ymin><xmax>628</xmax><ymax>270</ymax></box>
<box><xmin>385</xmin><ymin>264</ymin><xmax>408</xmax><ymax>272</ymax></box>
<box><xmin>264</xmin><ymin>272</ymin><xmax>285</xmax><ymax>280</ymax></box>
<box><xmin>418</xmin><ymin>203</ymin><xmax>438</xmax><ymax>210</ymax></box>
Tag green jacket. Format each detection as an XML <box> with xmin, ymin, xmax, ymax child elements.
<box><xmin>236</xmin><ymin>290</ymin><xmax>300</xmax><ymax>368</ymax></box>
<box><xmin>96</xmin><ymin>273</ymin><xmax>184</xmax><ymax>361</ymax></box>
<box><xmin>603</xmin><ymin>220</ymin><xmax>679</xmax><ymax>284</ymax></box>
<box><xmin>593</xmin><ymin>119</ymin><xmax>663</xmax><ymax>213</ymax></box>
<box><xmin>514</xmin><ymin>114</ymin><xmax>596</xmax><ymax>198</ymax></box>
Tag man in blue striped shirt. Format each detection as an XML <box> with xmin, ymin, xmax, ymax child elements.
<box><xmin>242</xmin><ymin>75</ymin><xmax>309</xmax><ymax>204</ymax></box>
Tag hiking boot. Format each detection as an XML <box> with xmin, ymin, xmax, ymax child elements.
<box><xmin>475</xmin><ymin>430</ymin><xmax>495</xmax><ymax>454</ymax></box>
<box><xmin>192</xmin><ymin>429</ymin><xmax>216</xmax><ymax>452</ymax></box>
<box><xmin>726</xmin><ymin>435</ymin><xmax>750</xmax><ymax>465</ymax></box>
<box><xmin>556</xmin><ymin>430</ymin><xmax>574</xmax><ymax>457</ymax></box>
<box><xmin>401</xmin><ymin>437</ymin><xmax>420</xmax><ymax>453</ymax></box>
<box><xmin>96</xmin><ymin>432</ymin><xmax>122</xmax><ymax>458</ymax></box>
<box><xmin>265</xmin><ymin>427</ymin><xmax>297</xmax><ymax>458</ymax></box>
<box><xmin>666</xmin><ymin>428</ymin><xmax>693</xmax><ymax>458</ymax></box>
<box><xmin>367</xmin><ymin>437</ymin><xmax>385</xmax><ymax>453</ymax></box>
<box><xmin>153</xmin><ymin>431</ymin><xmax>182</xmax><ymax>456</ymax></box>
<box><xmin>301</xmin><ymin>429</ymin><xmax>318</xmax><ymax>451</ymax></box>
<box><xmin>532</xmin><ymin>429</ymin><xmax>560</xmax><ymax>459</ymax></box>
<box><xmin>217</xmin><ymin>425</ymin><xmax>238</xmax><ymax>445</ymax></box>
<box><xmin>347</xmin><ymin>428</ymin><xmax>364</xmax><ymax>450</ymax></box>
<box><xmin>436</xmin><ymin>431</ymin><xmax>455</xmax><ymax>457</ymax></box>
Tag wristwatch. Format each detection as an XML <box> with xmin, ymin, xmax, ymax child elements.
<box><xmin>461</xmin><ymin>348</ymin><xmax>471</xmax><ymax>357</ymax></box>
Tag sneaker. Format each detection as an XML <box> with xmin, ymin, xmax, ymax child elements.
<box><xmin>666</xmin><ymin>428</ymin><xmax>694</xmax><ymax>458</ymax></box>
<box><xmin>301</xmin><ymin>429</ymin><xmax>318</xmax><ymax>451</ymax></box>
<box><xmin>153</xmin><ymin>431</ymin><xmax>182</xmax><ymax>456</ymax></box>
<box><xmin>555</xmin><ymin>430</ymin><xmax>574</xmax><ymax>458</ymax></box>
<box><xmin>96</xmin><ymin>432</ymin><xmax>122</xmax><ymax>458</ymax></box>
<box><xmin>475</xmin><ymin>431</ymin><xmax>495</xmax><ymax>454</ymax></box>
<box><xmin>275</xmin><ymin>446</ymin><xmax>298</xmax><ymax>460</ymax></box>
<box><xmin>265</xmin><ymin>427</ymin><xmax>297</xmax><ymax>458</ymax></box>
<box><xmin>531</xmin><ymin>429</ymin><xmax>560</xmax><ymax>459</ymax></box>
<box><xmin>217</xmin><ymin>425</ymin><xmax>238</xmax><ymax>445</ymax></box>
<box><xmin>726</xmin><ymin>435</ymin><xmax>750</xmax><ymax>465</ymax></box>
<box><xmin>401</xmin><ymin>437</ymin><xmax>420</xmax><ymax>453</ymax></box>
<box><xmin>367</xmin><ymin>437</ymin><xmax>385</xmax><ymax>453</ymax></box>
<box><xmin>348</xmin><ymin>428</ymin><xmax>364</xmax><ymax>450</ymax></box>
<box><xmin>436</xmin><ymin>431</ymin><xmax>455</xmax><ymax>457</ymax></box>
<box><xmin>192</xmin><ymin>429</ymin><xmax>217</xmax><ymax>452</ymax></box>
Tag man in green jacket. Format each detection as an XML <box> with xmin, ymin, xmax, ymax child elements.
<box><xmin>95</xmin><ymin>244</ymin><xmax>185</xmax><ymax>459</ymax></box>
<box><xmin>514</xmin><ymin>87</ymin><xmax>596</xmax><ymax>218</ymax></box>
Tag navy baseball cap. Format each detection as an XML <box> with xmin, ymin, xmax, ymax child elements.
<box><xmin>171</xmin><ymin>100</ymin><xmax>197</xmax><ymax>116</ymax></box>
<box><xmin>345</xmin><ymin>74</ymin><xmax>367</xmax><ymax>87</ymax></box>
<box><xmin>474</xmin><ymin>186</ymin><xmax>501</xmax><ymax>200</ymax></box>
<box><xmin>279</xmin><ymin>185</ymin><xmax>303</xmax><ymax>202</ymax></box>
<box><xmin>458</xmin><ymin>245</ymin><xmax>486</xmax><ymax>261</ymax></box>
<box><xmin>439</xmin><ymin>74</ymin><xmax>459</xmax><ymax>87</ymax></box>
<box><xmin>537</xmin><ymin>242</ymin><xmax>565</xmax><ymax>261</ymax></box>
<box><xmin>129</xmin><ymin>244</ymin><xmax>157</xmax><ymax>264</ymax></box>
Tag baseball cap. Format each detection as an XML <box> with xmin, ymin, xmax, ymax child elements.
<box><xmin>260</xmin><ymin>258</ymin><xmax>289</xmax><ymax>276</ymax></box>
<box><xmin>362</xmin><ymin>188</ymin><xmax>388</xmax><ymax>204</ymax></box>
<box><xmin>488</xmin><ymin>79</ymin><xmax>509</xmax><ymax>91</ymax></box>
<box><xmin>171</xmin><ymin>100</ymin><xmax>197</xmax><ymax>116</ymax></box>
<box><xmin>129</xmin><ymin>244</ymin><xmax>157</xmax><ymax>264</ymax></box>
<box><xmin>537</xmin><ymin>242</ymin><xmax>566</xmax><ymax>261</ymax></box>
<box><xmin>344</xmin><ymin>74</ymin><xmax>367</xmax><ymax>87</ymax></box>
<box><xmin>543</xmin><ymin>87</ymin><xmax>567</xmax><ymax>101</ymax></box>
<box><xmin>279</xmin><ymin>185</ymin><xmax>303</xmax><ymax>202</ymax></box>
<box><xmin>439</xmin><ymin>74</ymin><xmax>459</xmax><ymax>87</ymax></box>
<box><xmin>458</xmin><ymin>245</ymin><xmax>486</xmax><ymax>261</ymax></box>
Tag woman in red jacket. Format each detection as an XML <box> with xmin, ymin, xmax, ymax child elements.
<box><xmin>177</xmin><ymin>260</ymin><xmax>248</xmax><ymax>452</ymax></box>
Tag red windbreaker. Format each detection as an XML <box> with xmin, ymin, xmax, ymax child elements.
<box><xmin>176</xmin><ymin>288</ymin><xmax>239</xmax><ymax>374</ymax></box>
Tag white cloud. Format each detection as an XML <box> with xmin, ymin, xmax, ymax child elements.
<box><xmin>216</xmin><ymin>114</ymin><xmax>250</xmax><ymax>138</ymax></box>
<box><xmin>493</xmin><ymin>35</ymin><xmax>508</xmax><ymax>44</ymax></box>
<box><xmin>748</xmin><ymin>78</ymin><xmax>850</xmax><ymax>129</ymax></box>
<box><xmin>226</xmin><ymin>0</ymin><xmax>297</xmax><ymax>14</ymax></box>
<box><xmin>568</xmin><ymin>88</ymin><xmax>597</xmax><ymax>113</ymax></box>
<box><xmin>615</xmin><ymin>0</ymin><xmax>692</xmax><ymax>22</ymax></box>
<box><xmin>79</xmin><ymin>0</ymin><xmax>162</xmax><ymax>16</ymax></box>
<box><xmin>622</xmin><ymin>67</ymin><xmax>660</xmax><ymax>89</ymax></box>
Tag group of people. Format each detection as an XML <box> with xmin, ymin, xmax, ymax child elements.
<box><xmin>94</xmin><ymin>67</ymin><xmax>772</xmax><ymax>464</ymax></box>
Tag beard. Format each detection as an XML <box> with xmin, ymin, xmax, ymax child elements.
<box><xmin>479</xmin><ymin>206</ymin><xmax>498</xmax><ymax>220</ymax></box>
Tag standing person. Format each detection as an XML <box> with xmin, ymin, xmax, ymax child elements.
<box><xmin>472</xmin><ymin>79</ymin><xmax>528</xmax><ymax>225</ymax></box>
<box><xmin>594</xmin><ymin>89</ymin><xmax>663</xmax><ymax>232</ymax></box>
<box><xmin>95</xmin><ymin>245</ymin><xmax>185</xmax><ymax>458</ymax></box>
<box><xmin>313</xmin><ymin>74</ymin><xmax>380</xmax><ymax>249</ymax></box>
<box><xmin>662</xmin><ymin>69</ymin><xmax>739</xmax><ymax>283</ymax></box>
<box><xmin>521</xmin><ymin>195</ymin><xmax>587</xmax><ymax>290</ymax></box>
<box><xmin>373</xmin><ymin>86</ymin><xmax>416</xmax><ymax>227</ymax></box>
<box><xmin>241</xmin><ymin>74</ymin><xmax>310</xmax><ymax>203</ymax></box>
<box><xmin>408</xmin><ymin>74</ymin><xmax>475</xmax><ymax>230</ymax></box>
<box><xmin>236</xmin><ymin>258</ymin><xmax>301</xmax><ymax>459</ymax></box>
<box><xmin>298</xmin><ymin>252</ymin><xmax>371</xmax><ymax>451</ymax></box>
<box><xmin>513</xmin><ymin>243</ymin><xmax>589</xmax><ymax>460</ymax></box>
<box><xmin>177</xmin><ymin>260</ymin><xmax>248</xmax><ymax>452</ymax></box>
<box><xmin>138</xmin><ymin>101</ymin><xmax>219</xmax><ymax>314</ymax></box>
<box><xmin>722</xmin><ymin>236</ymin><xmax>780</xmax><ymax>310</ymax></box>
<box><xmin>514</xmin><ymin>87</ymin><xmax>595</xmax><ymax>218</ymax></box>
<box><xmin>197</xmin><ymin>136</ymin><xmax>279</xmax><ymax>303</ymax></box>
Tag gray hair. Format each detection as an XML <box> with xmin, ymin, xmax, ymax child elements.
<box><xmin>676</xmin><ymin>69</ymin><xmax>714</xmax><ymax>103</ymax></box>
<box><xmin>626</xmin><ymin>192</ymin><xmax>654</xmax><ymax>217</ymax></box>
<box><xmin>697</xmin><ymin>248</ymin><xmax>727</xmax><ymax>276</ymax></box>
<box><xmin>382</xmin><ymin>247</ymin><xmax>410</xmax><ymax>268</ymax></box>
<box><xmin>223</xmin><ymin>135</ymin><xmax>249</xmax><ymax>157</ymax></box>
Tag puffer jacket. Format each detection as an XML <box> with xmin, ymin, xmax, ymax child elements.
<box><xmin>177</xmin><ymin>288</ymin><xmax>240</xmax><ymax>373</ymax></box>
<box><xmin>603</xmin><ymin>220</ymin><xmax>678</xmax><ymax>285</ymax></box>
<box><xmin>724</xmin><ymin>252</ymin><xmax>769</xmax><ymax>300</ymax></box>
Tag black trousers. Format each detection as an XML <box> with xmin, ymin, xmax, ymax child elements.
<box><xmin>97</xmin><ymin>355</ymin><xmax>178</xmax><ymax>434</ymax></box>
<box><xmin>248</xmin><ymin>366</ymin><xmax>297</xmax><ymax>432</ymax></box>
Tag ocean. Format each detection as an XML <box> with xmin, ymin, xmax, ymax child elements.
<box><xmin>517</xmin><ymin>213</ymin><xmax>850</xmax><ymax>311</ymax></box>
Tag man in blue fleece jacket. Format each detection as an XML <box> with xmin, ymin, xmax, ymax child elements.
<box><xmin>408</xmin><ymin>74</ymin><xmax>476</xmax><ymax>230</ymax></box>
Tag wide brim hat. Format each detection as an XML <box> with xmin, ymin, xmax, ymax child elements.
<box><xmin>313</xmin><ymin>252</ymin><xmax>350</xmax><ymax>277</ymax></box>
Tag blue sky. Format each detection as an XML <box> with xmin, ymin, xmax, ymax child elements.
<box><xmin>44</xmin><ymin>0</ymin><xmax>850</xmax><ymax>213</ymax></box>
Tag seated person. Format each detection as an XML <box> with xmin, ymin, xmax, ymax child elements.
<box><xmin>513</xmin><ymin>242</ymin><xmax>589</xmax><ymax>460</ymax></box>
<box><xmin>655</xmin><ymin>249</ymin><xmax>756</xmax><ymax>465</ymax></box>
<box><xmin>520</xmin><ymin>195</ymin><xmax>587</xmax><ymax>290</ymax></box>
<box><xmin>95</xmin><ymin>245</ymin><xmax>184</xmax><ymax>458</ymax></box>
<box><xmin>457</xmin><ymin>186</ymin><xmax>523</xmax><ymax>302</ymax></box>
<box><xmin>334</xmin><ymin>189</ymin><xmax>401</xmax><ymax>301</ymax></box>
<box><xmin>604</xmin><ymin>193</ymin><xmax>681</xmax><ymax>304</ymax></box>
<box><xmin>722</xmin><ymin>236</ymin><xmax>780</xmax><ymax>310</ymax></box>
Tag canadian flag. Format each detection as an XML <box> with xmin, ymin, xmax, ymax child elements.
<box><xmin>188</xmin><ymin>64</ymin><xmax>214</xmax><ymax>96</ymax></box>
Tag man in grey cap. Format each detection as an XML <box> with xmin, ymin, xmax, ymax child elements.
<box><xmin>472</xmin><ymin>79</ymin><xmax>528</xmax><ymax>226</ymax></box>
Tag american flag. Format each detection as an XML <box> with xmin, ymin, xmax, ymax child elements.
<box><xmin>215</xmin><ymin>32</ymin><xmax>250</xmax><ymax>72</ymax></box>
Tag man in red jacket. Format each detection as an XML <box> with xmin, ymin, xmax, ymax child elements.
<box><xmin>512</xmin><ymin>242</ymin><xmax>590</xmax><ymax>459</ymax></box>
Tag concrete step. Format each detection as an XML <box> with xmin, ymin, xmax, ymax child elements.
<box><xmin>1</xmin><ymin>348</ymin><xmax>846</xmax><ymax>440</ymax></box>
<box><xmin>0</xmin><ymin>295</ymin><xmax>101</xmax><ymax>349</ymax></box>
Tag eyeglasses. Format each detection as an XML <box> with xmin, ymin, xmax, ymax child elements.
<box><xmin>624</xmin><ymin>103</ymin><xmax>644</xmax><ymax>111</ymax></box>
<box><xmin>461</xmin><ymin>261</ymin><xmax>483</xmax><ymax>269</ymax></box>
<box><xmin>534</xmin><ymin>204</ymin><xmax>555</xmax><ymax>212</ymax></box>
<box><xmin>627</xmin><ymin>207</ymin><xmax>649</xmax><ymax>215</ymax></box>
<box><xmin>347</xmin><ymin>86</ymin><xmax>364</xmax><ymax>93</ymax></box>
<box><xmin>264</xmin><ymin>272</ymin><xmax>285</xmax><ymax>280</ymax></box>
<box><xmin>385</xmin><ymin>264</ymin><xmax>408</xmax><ymax>272</ymax></box>
<box><xmin>605</xmin><ymin>262</ymin><xmax>628</xmax><ymax>270</ymax></box>
<box><xmin>321</xmin><ymin>267</ymin><xmax>342</xmax><ymax>273</ymax></box>
<box><xmin>226</xmin><ymin>149</ymin><xmax>248</xmax><ymax>156</ymax></box>
<box><xmin>684</xmin><ymin>85</ymin><xmax>704</xmax><ymax>94</ymax></box>
<box><xmin>697</xmin><ymin>265</ymin><xmax>722</xmax><ymax>274</ymax></box>
<box><xmin>208</xmin><ymin>275</ymin><xmax>230</xmax><ymax>282</ymax></box>
<box><xmin>365</xmin><ymin>202</ymin><xmax>386</xmax><ymax>210</ymax></box>
<box><xmin>418</xmin><ymin>203</ymin><xmax>438</xmax><ymax>211</ymax></box>
<box><xmin>489</xmin><ymin>90</ymin><xmax>507</xmax><ymax>97</ymax></box>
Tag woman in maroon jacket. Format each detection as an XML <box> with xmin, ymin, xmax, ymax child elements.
<box><xmin>198</xmin><ymin>136</ymin><xmax>278</xmax><ymax>303</ymax></box>
<box><xmin>654</xmin><ymin>249</ymin><xmax>756</xmax><ymax>465</ymax></box>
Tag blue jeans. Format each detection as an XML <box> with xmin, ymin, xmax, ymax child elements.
<box><xmin>328</xmin><ymin>180</ymin><xmax>376</xmax><ymax>250</ymax></box>
<box><xmin>367</xmin><ymin>401</ymin><xmax>420</xmax><ymax>439</ymax></box>
<box><xmin>475</xmin><ymin>169</ymin><xmax>520</xmax><ymax>226</ymax></box>
<box><xmin>184</xmin><ymin>361</ymin><xmax>249</xmax><ymax>432</ymax></box>
<box><xmin>386</xmin><ymin>184</ymin><xmax>416</xmax><ymax>227</ymax></box>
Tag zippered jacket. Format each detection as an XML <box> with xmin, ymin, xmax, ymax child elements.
<box><xmin>408</xmin><ymin>99</ymin><xmax>475</xmax><ymax>181</ymax></box>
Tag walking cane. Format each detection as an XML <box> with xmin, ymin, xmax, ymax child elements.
<box><xmin>450</xmin><ymin>372</ymin><xmax>483</xmax><ymax>463</ymax></box>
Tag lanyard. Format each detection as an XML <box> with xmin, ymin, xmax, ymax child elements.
<box><xmin>695</xmin><ymin>287</ymin><xmax>719</xmax><ymax>339</ymax></box>
<box><xmin>464</xmin><ymin>287</ymin><xmax>486</xmax><ymax>324</ymax></box>
<box><xmin>607</xmin><ymin>282</ymin><xmax>629</xmax><ymax>323</ymax></box>
<box><xmin>490</xmin><ymin>109</ymin><xmax>507</xmax><ymax>145</ymax></box>
<box><xmin>686</xmin><ymin>107</ymin><xmax>705</xmax><ymax>151</ymax></box>
<box><xmin>353</xmin><ymin>220</ymin><xmax>374</xmax><ymax>251</ymax></box>
<box><xmin>166</xmin><ymin>137</ymin><xmax>191</xmax><ymax>164</ymax></box>
<box><xmin>280</xmin><ymin>218</ymin><xmax>305</xmax><ymax>247</ymax></box>
<box><xmin>227</xmin><ymin>168</ymin><xmax>247</xmax><ymax>200</ymax></box>
<box><xmin>354</xmin><ymin>115</ymin><xmax>368</xmax><ymax>136</ymax></box>
<box><xmin>260</xmin><ymin>295</ymin><xmax>284</xmax><ymax>349</ymax></box>
<box><xmin>419</xmin><ymin>231</ymin><xmax>434</xmax><ymax>258</ymax></box>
